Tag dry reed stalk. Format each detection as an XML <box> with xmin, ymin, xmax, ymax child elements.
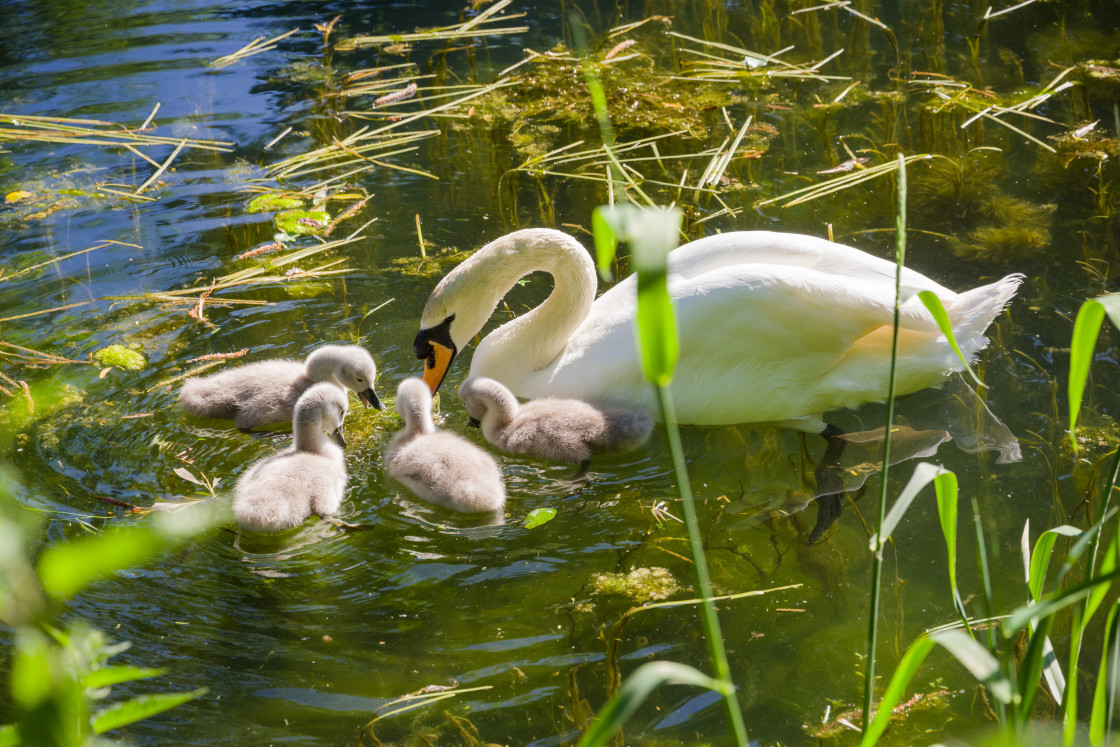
<box><xmin>0</xmin><ymin>341</ymin><xmax>86</xmax><ymax>366</ymax></box>
<box><xmin>339</xmin><ymin>0</ymin><xmax>525</xmax><ymax>50</ymax></box>
<box><xmin>0</xmin><ymin>113</ymin><xmax>233</xmax><ymax>151</ymax></box>
<box><xmin>2</xmin><ymin>240</ymin><xmax>140</xmax><ymax>281</ymax></box>
<box><xmin>210</xmin><ymin>29</ymin><xmax>300</xmax><ymax>68</ymax></box>
<box><xmin>0</xmin><ymin>300</ymin><xmax>93</xmax><ymax>324</ymax></box>
<box><xmin>186</xmin><ymin>349</ymin><xmax>250</xmax><ymax>364</ymax></box>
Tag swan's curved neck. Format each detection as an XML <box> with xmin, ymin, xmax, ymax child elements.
<box><xmin>437</xmin><ymin>229</ymin><xmax>597</xmax><ymax>381</ymax></box>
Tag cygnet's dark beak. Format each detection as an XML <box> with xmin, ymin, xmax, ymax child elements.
<box><xmin>468</xmin><ymin>417</ymin><xmax>481</xmax><ymax>428</ymax></box>
<box><xmin>331</xmin><ymin>425</ymin><xmax>347</xmax><ymax>449</ymax></box>
<box><xmin>359</xmin><ymin>388</ymin><xmax>383</xmax><ymax>410</ymax></box>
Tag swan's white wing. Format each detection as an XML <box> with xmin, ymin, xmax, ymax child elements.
<box><xmin>526</xmin><ymin>258</ymin><xmax>960</xmax><ymax>426</ymax></box>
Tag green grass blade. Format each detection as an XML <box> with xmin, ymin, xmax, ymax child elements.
<box><xmin>83</xmin><ymin>665</ymin><xmax>166</xmax><ymax>690</ymax></box>
<box><xmin>91</xmin><ymin>688</ymin><xmax>207</xmax><ymax>734</ymax></box>
<box><xmin>1005</xmin><ymin>568</ymin><xmax>1120</xmax><ymax>636</ymax></box>
<box><xmin>37</xmin><ymin>526</ymin><xmax>165</xmax><ymax>601</ymax></box>
<box><xmin>1068</xmin><ymin>294</ymin><xmax>1120</xmax><ymax>451</ymax></box>
<box><xmin>862</xmin><ymin>151</ymin><xmax>908</xmax><ymax>733</ymax></box>
<box><xmin>1085</xmin><ymin>527</ymin><xmax>1120</xmax><ymax>624</ymax></box>
<box><xmin>931</xmin><ymin>628</ymin><xmax>1014</xmax><ymax>704</ymax></box>
<box><xmin>1027</xmin><ymin>525</ymin><xmax>1081</xmax><ymax>601</ymax></box>
<box><xmin>1017</xmin><ymin>615</ymin><xmax>1056</xmax><ymax>719</ymax></box>
<box><xmin>935</xmin><ymin>466</ymin><xmax>968</xmax><ymax>626</ymax></box>
<box><xmin>1090</xmin><ymin>600</ymin><xmax>1120</xmax><ymax>744</ymax></box>
<box><xmin>594</xmin><ymin>205</ymin><xmax>683</xmax><ymax>386</ymax></box>
<box><xmin>918</xmin><ymin>290</ymin><xmax>985</xmax><ymax>388</ymax></box>
<box><xmin>577</xmin><ymin>661</ymin><xmax>726</xmax><ymax>747</ymax></box>
<box><xmin>590</xmin><ymin>208</ymin><xmax>617</xmax><ymax>281</ymax></box>
<box><xmin>870</xmin><ymin>462</ymin><xmax>954</xmax><ymax>553</ymax></box>
<box><xmin>858</xmin><ymin>636</ymin><xmax>938</xmax><ymax>746</ymax></box>
<box><xmin>37</xmin><ymin>503</ymin><xmax>220</xmax><ymax>600</ymax></box>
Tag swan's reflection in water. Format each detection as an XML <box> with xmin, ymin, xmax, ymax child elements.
<box><xmin>728</xmin><ymin>374</ymin><xmax>1021</xmax><ymax>541</ymax></box>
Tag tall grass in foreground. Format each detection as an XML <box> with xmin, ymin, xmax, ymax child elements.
<box><xmin>575</xmin><ymin>205</ymin><xmax>747</xmax><ymax>746</ymax></box>
<box><xmin>0</xmin><ymin>471</ymin><xmax>218</xmax><ymax>745</ymax></box>
<box><xmin>856</xmin><ymin>198</ymin><xmax>1120</xmax><ymax>742</ymax></box>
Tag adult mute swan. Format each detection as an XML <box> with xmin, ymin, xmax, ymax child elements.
<box><xmin>180</xmin><ymin>344</ymin><xmax>382</xmax><ymax>431</ymax></box>
<box><xmin>385</xmin><ymin>378</ymin><xmax>506</xmax><ymax>515</ymax></box>
<box><xmin>233</xmin><ymin>383</ymin><xmax>349</xmax><ymax>532</ymax></box>
<box><xmin>458</xmin><ymin>376</ymin><xmax>653</xmax><ymax>469</ymax></box>
<box><xmin>415</xmin><ymin>228</ymin><xmax>1022</xmax><ymax>432</ymax></box>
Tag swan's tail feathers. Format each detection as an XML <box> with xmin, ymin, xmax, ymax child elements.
<box><xmin>946</xmin><ymin>273</ymin><xmax>1024</xmax><ymax>349</ymax></box>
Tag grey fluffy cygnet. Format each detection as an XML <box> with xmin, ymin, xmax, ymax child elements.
<box><xmin>179</xmin><ymin>344</ymin><xmax>382</xmax><ymax>430</ymax></box>
<box><xmin>385</xmin><ymin>378</ymin><xmax>506</xmax><ymax>515</ymax></box>
<box><xmin>458</xmin><ymin>376</ymin><xmax>653</xmax><ymax>469</ymax></box>
<box><xmin>233</xmin><ymin>383</ymin><xmax>349</xmax><ymax>532</ymax></box>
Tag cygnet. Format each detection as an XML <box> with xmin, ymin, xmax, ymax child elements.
<box><xmin>233</xmin><ymin>383</ymin><xmax>349</xmax><ymax>532</ymax></box>
<box><xmin>458</xmin><ymin>376</ymin><xmax>653</xmax><ymax>469</ymax></box>
<box><xmin>385</xmin><ymin>378</ymin><xmax>506</xmax><ymax>515</ymax></box>
<box><xmin>179</xmin><ymin>344</ymin><xmax>382</xmax><ymax>430</ymax></box>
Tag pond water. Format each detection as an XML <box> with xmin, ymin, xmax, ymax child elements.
<box><xmin>2</xmin><ymin>0</ymin><xmax>1119</xmax><ymax>744</ymax></box>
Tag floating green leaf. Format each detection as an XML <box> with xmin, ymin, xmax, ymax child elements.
<box><xmin>91</xmin><ymin>688</ymin><xmax>207</xmax><ymax>734</ymax></box>
<box><xmin>1069</xmin><ymin>294</ymin><xmax>1120</xmax><ymax>451</ymax></box>
<box><xmin>577</xmin><ymin>661</ymin><xmax>726</xmax><ymax>747</ymax></box>
<box><xmin>274</xmin><ymin>209</ymin><xmax>331</xmax><ymax>236</ymax></box>
<box><xmin>523</xmin><ymin>508</ymin><xmax>557</xmax><ymax>529</ymax></box>
<box><xmin>246</xmin><ymin>193</ymin><xmax>305</xmax><ymax>213</ymax></box>
<box><xmin>92</xmin><ymin>345</ymin><xmax>146</xmax><ymax>371</ymax></box>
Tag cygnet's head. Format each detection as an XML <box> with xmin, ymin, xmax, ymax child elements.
<box><xmin>395</xmin><ymin>377</ymin><xmax>436</xmax><ymax>434</ymax></box>
<box><xmin>458</xmin><ymin>376</ymin><xmax>518</xmax><ymax>428</ymax></box>
<box><xmin>296</xmin><ymin>382</ymin><xmax>350</xmax><ymax>447</ymax></box>
<box><xmin>307</xmin><ymin>345</ymin><xmax>383</xmax><ymax>410</ymax></box>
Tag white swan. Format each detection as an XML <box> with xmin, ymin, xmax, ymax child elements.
<box><xmin>414</xmin><ymin>228</ymin><xmax>1023</xmax><ymax>432</ymax></box>
<box><xmin>385</xmin><ymin>378</ymin><xmax>506</xmax><ymax>515</ymax></box>
<box><xmin>458</xmin><ymin>376</ymin><xmax>653</xmax><ymax>468</ymax></box>
<box><xmin>180</xmin><ymin>344</ymin><xmax>382</xmax><ymax>430</ymax></box>
<box><xmin>232</xmin><ymin>383</ymin><xmax>349</xmax><ymax>532</ymax></box>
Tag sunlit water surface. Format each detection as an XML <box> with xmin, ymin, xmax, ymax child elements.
<box><xmin>1</xmin><ymin>0</ymin><xmax>1119</xmax><ymax>744</ymax></box>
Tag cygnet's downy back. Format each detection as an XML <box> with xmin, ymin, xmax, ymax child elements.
<box><xmin>179</xmin><ymin>344</ymin><xmax>382</xmax><ymax>431</ymax></box>
<box><xmin>458</xmin><ymin>376</ymin><xmax>653</xmax><ymax>468</ymax></box>
<box><xmin>385</xmin><ymin>378</ymin><xmax>505</xmax><ymax>515</ymax></box>
<box><xmin>232</xmin><ymin>383</ymin><xmax>350</xmax><ymax>532</ymax></box>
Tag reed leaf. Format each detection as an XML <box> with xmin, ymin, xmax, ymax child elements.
<box><xmin>1004</xmin><ymin>569</ymin><xmax>1120</xmax><ymax>637</ymax></box>
<box><xmin>869</xmin><ymin>462</ymin><xmax>956</xmax><ymax>554</ymax></box>
<box><xmin>1017</xmin><ymin>614</ymin><xmax>1057</xmax><ymax>718</ymax></box>
<box><xmin>1089</xmin><ymin>600</ymin><xmax>1120</xmax><ymax>745</ymax></box>
<box><xmin>935</xmin><ymin>465</ymin><xmax>966</xmax><ymax>623</ymax></box>
<box><xmin>91</xmin><ymin>688</ymin><xmax>207</xmax><ymax>734</ymax></box>
<box><xmin>857</xmin><ymin>636</ymin><xmax>938</xmax><ymax>747</ymax></box>
<box><xmin>918</xmin><ymin>291</ymin><xmax>985</xmax><ymax>388</ymax></box>
<box><xmin>577</xmin><ymin>661</ymin><xmax>727</xmax><ymax>747</ymax></box>
<box><xmin>931</xmin><ymin>628</ymin><xmax>1014</xmax><ymax>703</ymax></box>
<box><xmin>1023</xmin><ymin>523</ymin><xmax>1082</xmax><ymax>602</ymax></box>
<box><xmin>83</xmin><ymin>666</ymin><xmax>166</xmax><ymax>690</ymax></box>
<box><xmin>1068</xmin><ymin>294</ymin><xmax>1120</xmax><ymax>450</ymax></box>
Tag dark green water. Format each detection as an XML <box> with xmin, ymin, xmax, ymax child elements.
<box><xmin>2</xmin><ymin>0</ymin><xmax>1119</xmax><ymax>744</ymax></box>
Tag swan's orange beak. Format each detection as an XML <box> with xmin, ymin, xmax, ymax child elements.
<box><xmin>422</xmin><ymin>341</ymin><xmax>455</xmax><ymax>395</ymax></box>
